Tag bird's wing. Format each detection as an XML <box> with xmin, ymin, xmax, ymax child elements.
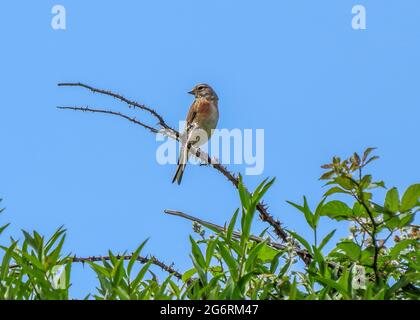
<box><xmin>185</xmin><ymin>101</ymin><xmax>198</xmax><ymax>131</ymax></box>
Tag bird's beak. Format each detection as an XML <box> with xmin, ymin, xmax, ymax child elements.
<box><xmin>188</xmin><ymin>89</ymin><xmax>195</xmax><ymax>95</ymax></box>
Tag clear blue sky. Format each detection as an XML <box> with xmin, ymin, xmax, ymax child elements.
<box><xmin>0</xmin><ymin>1</ymin><xmax>419</xmax><ymax>298</ymax></box>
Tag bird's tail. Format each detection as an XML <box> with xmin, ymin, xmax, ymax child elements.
<box><xmin>172</xmin><ymin>144</ymin><xmax>188</xmax><ymax>185</ymax></box>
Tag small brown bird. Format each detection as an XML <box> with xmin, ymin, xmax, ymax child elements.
<box><xmin>172</xmin><ymin>84</ymin><xmax>219</xmax><ymax>184</ymax></box>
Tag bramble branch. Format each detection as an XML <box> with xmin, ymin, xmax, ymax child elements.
<box><xmin>10</xmin><ymin>254</ymin><xmax>183</xmax><ymax>281</ymax></box>
<box><xmin>57</xmin><ymin>82</ymin><xmax>306</xmax><ymax>263</ymax></box>
<box><xmin>57</xmin><ymin>106</ymin><xmax>159</xmax><ymax>134</ymax></box>
<box><xmin>164</xmin><ymin>209</ymin><xmax>312</xmax><ymax>263</ymax></box>
<box><xmin>70</xmin><ymin>254</ymin><xmax>183</xmax><ymax>280</ymax></box>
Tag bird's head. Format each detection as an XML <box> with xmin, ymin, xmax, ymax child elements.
<box><xmin>188</xmin><ymin>83</ymin><xmax>218</xmax><ymax>101</ymax></box>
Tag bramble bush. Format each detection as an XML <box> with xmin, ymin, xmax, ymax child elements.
<box><xmin>0</xmin><ymin>148</ymin><xmax>419</xmax><ymax>300</ymax></box>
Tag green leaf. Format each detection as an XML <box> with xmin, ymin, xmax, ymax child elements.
<box><xmin>251</xmin><ymin>177</ymin><xmax>275</xmax><ymax>206</ymax></box>
<box><xmin>360</xmin><ymin>175</ymin><xmax>372</xmax><ymax>189</ymax></box>
<box><xmin>244</xmin><ymin>241</ymin><xmax>267</xmax><ymax>272</ymax></box>
<box><xmin>313</xmin><ymin>198</ymin><xmax>326</xmax><ymax>229</ymax></box>
<box><xmin>360</xmin><ymin>246</ymin><xmax>375</xmax><ymax>265</ymax></box>
<box><xmin>287</xmin><ymin>230</ymin><xmax>312</xmax><ymax>255</ymax></box>
<box><xmin>335</xmin><ymin>241</ymin><xmax>361</xmax><ymax>261</ymax></box>
<box><xmin>227</xmin><ymin>209</ymin><xmax>239</xmax><ymax>243</ymax></box>
<box><xmin>334</xmin><ymin>177</ymin><xmax>355</xmax><ymax>190</ymax></box>
<box><xmin>278</xmin><ymin>258</ymin><xmax>293</xmax><ymax>278</ymax></box>
<box><xmin>88</xmin><ymin>261</ymin><xmax>111</xmax><ymax>278</ymax></box>
<box><xmin>287</xmin><ymin>197</ymin><xmax>314</xmax><ymax>229</ymax></box>
<box><xmin>236</xmin><ymin>272</ymin><xmax>255</xmax><ymax>297</ymax></box>
<box><xmin>362</xmin><ymin>147</ymin><xmax>377</xmax><ymax>162</ymax></box>
<box><xmin>205</xmin><ymin>239</ymin><xmax>216</xmax><ymax>267</ymax></box>
<box><xmin>314</xmin><ymin>276</ymin><xmax>351</xmax><ymax>300</ymax></box>
<box><xmin>189</xmin><ymin>236</ymin><xmax>206</xmax><ymax>270</ymax></box>
<box><xmin>217</xmin><ymin>242</ymin><xmax>239</xmax><ymax>280</ymax></box>
<box><xmin>131</xmin><ymin>259</ymin><xmax>153</xmax><ymax>289</ymax></box>
<box><xmin>384</xmin><ymin>188</ymin><xmax>399</xmax><ymax>213</ymax></box>
<box><xmin>369</xmin><ymin>181</ymin><xmax>386</xmax><ymax>189</ymax></box>
<box><xmin>270</xmin><ymin>251</ymin><xmax>284</xmax><ymax>273</ymax></box>
<box><xmin>182</xmin><ymin>268</ymin><xmax>196</xmax><ymax>283</ymax></box>
<box><xmin>258</xmin><ymin>244</ymin><xmax>281</xmax><ymax>262</ymax></box>
<box><xmin>237</xmin><ymin>174</ymin><xmax>250</xmax><ymax>209</ymax></box>
<box><xmin>352</xmin><ymin>202</ymin><xmax>367</xmax><ymax>217</ymax></box>
<box><xmin>48</xmin><ymin>234</ymin><xmax>66</xmax><ymax>266</ymax></box>
<box><xmin>127</xmin><ymin>239</ymin><xmax>149</xmax><ymax>276</ymax></box>
<box><xmin>365</xmin><ymin>155</ymin><xmax>379</xmax><ymax>166</ymax></box>
<box><xmin>168</xmin><ymin>279</ymin><xmax>181</xmax><ymax>298</ymax></box>
<box><xmin>289</xmin><ymin>277</ymin><xmax>298</xmax><ymax>300</ymax></box>
<box><xmin>1</xmin><ymin>241</ymin><xmax>18</xmax><ymax>280</ymax></box>
<box><xmin>44</xmin><ymin>226</ymin><xmax>66</xmax><ymax>254</ymax></box>
<box><xmin>318</xmin><ymin>229</ymin><xmax>336</xmax><ymax>251</ymax></box>
<box><xmin>319</xmin><ymin>170</ymin><xmax>335</xmax><ymax>180</ymax></box>
<box><xmin>21</xmin><ymin>230</ymin><xmax>38</xmax><ymax>251</ymax></box>
<box><xmin>321</xmin><ymin>201</ymin><xmax>353</xmax><ymax>221</ymax></box>
<box><xmin>313</xmin><ymin>247</ymin><xmax>325</xmax><ymax>271</ymax></box>
<box><xmin>400</xmin><ymin>184</ymin><xmax>420</xmax><ymax>212</ymax></box>
<box><xmin>385</xmin><ymin>274</ymin><xmax>415</xmax><ymax>300</ymax></box>
<box><xmin>0</xmin><ymin>223</ymin><xmax>10</xmax><ymax>237</ymax></box>
<box><xmin>398</xmin><ymin>213</ymin><xmax>415</xmax><ymax>228</ymax></box>
<box><xmin>323</xmin><ymin>187</ymin><xmax>350</xmax><ymax>197</ymax></box>
<box><xmin>111</xmin><ymin>256</ymin><xmax>125</xmax><ymax>285</ymax></box>
<box><xmin>389</xmin><ymin>239</ymin><xmax>417</xmax><ymax>259</ymax></box>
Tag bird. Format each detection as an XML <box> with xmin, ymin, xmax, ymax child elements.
<box><xmin>172</xmin><ymin>83</ymin><xmax>219</xmax><ymax>184</ymax></box>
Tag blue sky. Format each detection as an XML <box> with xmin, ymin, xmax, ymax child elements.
<box><xmin>0</xmin><ymin>1</ymin><xmax>419</xmax><ymax>298</ymax></box>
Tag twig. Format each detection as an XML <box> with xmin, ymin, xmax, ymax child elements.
<box><xmin>57</xmin><ymin>82</ymin><xmax>173</xmax><ymax>132</ymax></box>
<box><xmin>57</xmin><ymin>82</ymin><xmax>304</xmax><ymax>261</ymax></box>
<box><xmin>10</xmin><ymin>254</ymin><xmax>183</xmax><ymax>281</ymax></box>
<box><xmin>71</xmin><ymin>254</ymin><xmax>182</xmax><ymax>280</ymax></box>
<box><xmin>349</xmin><ymin>177</ymin><xmax>381</xmax><ymax>284</ymax></box>
<box><xmin>57</xmin><ymin>106</ymin><xmax>159</xmax><ymax>134</ymax></box>
<box><xmin>164</xmin><ymin>209</ymin><xmax>312</xmax><ymax>264</ymax></box>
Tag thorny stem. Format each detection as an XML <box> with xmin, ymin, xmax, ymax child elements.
<box><xmin>57</xmin><ymin>82</ymin><xmax>308</xmax><ymax>264</ymax></box>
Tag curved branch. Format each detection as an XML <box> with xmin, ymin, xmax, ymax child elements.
<box><xmin>57</xmin><ymin>106</ymin><xmax>159</xmax><ymax>134</ymax></box>
<box><xmin>57</xmin><ymin>82</ymin><xmax>306</xmax><ymax>262</ymax></box>
<box><xmin>164</xmin><ymin>209</ymin><xmax>311</xmax><ymax>264</ymax></box>
<box><xmin>58</xmin><ymin>82</ymin><xmax>174</xmax><ymax>132</ymax></box>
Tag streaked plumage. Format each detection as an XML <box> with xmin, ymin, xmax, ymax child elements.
<box><xmin>172</xmin><ymin>84</ymin><xmax>219</xmax><ymax>184</ymax></box>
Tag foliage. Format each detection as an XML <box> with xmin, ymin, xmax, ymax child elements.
<box><xmin>0</xmin><ymin>149</ymin><xmax>419</xmax><ymax>300</ymax></box>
